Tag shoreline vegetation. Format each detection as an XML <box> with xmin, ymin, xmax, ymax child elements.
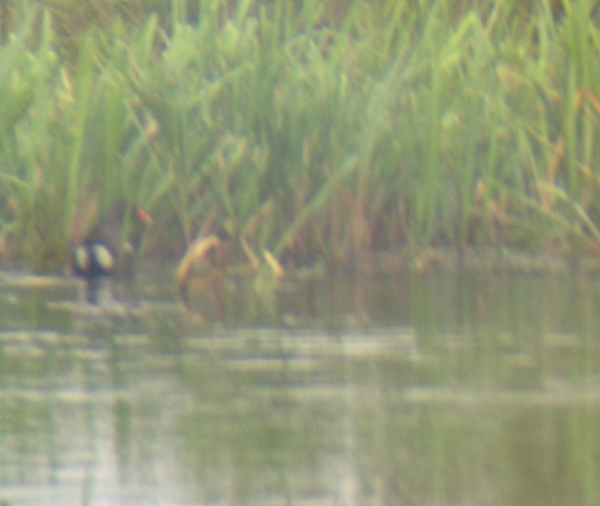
<box><xmin>1</xmin><ymin>0</ymin><xmax>600</xmax><ymax>279</ymax></box>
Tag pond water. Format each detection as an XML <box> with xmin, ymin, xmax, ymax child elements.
<box><xmin>1</xmin><ymin>268</ymin><xmax>600</xmax><ymax>506</ymax></box>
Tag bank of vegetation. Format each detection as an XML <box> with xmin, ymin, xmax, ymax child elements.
<box><xmin>0</xmin><ymin>0</ymin><xmax>599</xmax><ymax>275</ymax></box>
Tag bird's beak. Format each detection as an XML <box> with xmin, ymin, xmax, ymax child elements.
<box><xmin>135</xmin><ymin>206</ymin><xmax>153</xmax><ymax>225</ymax></box>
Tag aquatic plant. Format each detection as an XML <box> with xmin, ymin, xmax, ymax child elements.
<box><xmin>1</xmin><ymin>0</ymin><xmax>600</xmax><ymax>273</ymax></box>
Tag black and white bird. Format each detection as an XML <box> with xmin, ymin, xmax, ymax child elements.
<box><xmin>71</xmin><ymin>201</ymin><xmax>152</xmax><ymax>304</ymax></box>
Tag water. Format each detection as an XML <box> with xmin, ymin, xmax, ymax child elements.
<box><xmin>1</xmin><ymin>269</ymin><xmax>600</xmax><ymax>505</ymax></box>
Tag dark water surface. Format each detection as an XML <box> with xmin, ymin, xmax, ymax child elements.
<box><xmin>2</xmin><ymin>269</ymin><xmax>600</xmax><ymax>506</ymax></box>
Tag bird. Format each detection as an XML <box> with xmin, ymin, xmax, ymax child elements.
<box><xmin>71</xmin><ymin>200</ymin><xmax>152</xmax><ymax>304</ymax></box>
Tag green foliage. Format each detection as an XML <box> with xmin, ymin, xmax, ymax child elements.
<box><xmin>1</xmin><ymin>0</ymin><xmax>600</xmax><ymax>272</ymax></box>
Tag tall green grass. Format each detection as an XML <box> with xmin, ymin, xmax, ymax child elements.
<box><xmin>1</xmin><ymin>0</ymin><xmax>600</xmax><ymax>273</ymax></box>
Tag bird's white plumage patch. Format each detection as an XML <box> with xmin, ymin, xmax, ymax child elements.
<box><xmin>92</xmin><ymin>243</ymin><xmax>114</xmax><ymax>271</ymax></box>
<box><xmin>74</xmin><ymin>245</ymin><xmax>89</xmax><ymax>271</ymax></box>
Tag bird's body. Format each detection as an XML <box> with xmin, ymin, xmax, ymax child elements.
<box><xmin>71</xmin><ymin>241</ymin><xmax>116</xmax><ymax>277</ymax></box>
<box><xmin>71</xmin><ymin>201</ymin><xmax>152</xmax><ymax>304</ymax></box>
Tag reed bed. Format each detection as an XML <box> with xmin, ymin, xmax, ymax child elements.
<box><xmin>1</xmin><ymin>0</ymin><xmax>600</xmax><ymax>273</ymax></box>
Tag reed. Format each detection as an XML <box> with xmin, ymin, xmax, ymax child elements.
<box><xmin>1</xmin><ymin>0</ymin><xmax>600</xmax><ymax>272</ymax></box>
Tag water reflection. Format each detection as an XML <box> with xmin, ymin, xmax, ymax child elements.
<box><xmin>0</xmin><ymin>269</ymin><xmax>600</xmax><ymax>505</ymax></box>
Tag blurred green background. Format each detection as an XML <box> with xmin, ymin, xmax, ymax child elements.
<box><xmin>0</xmin><ymin>0</ymin><xmax>599</xmax><ymax>274</ymax></box>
